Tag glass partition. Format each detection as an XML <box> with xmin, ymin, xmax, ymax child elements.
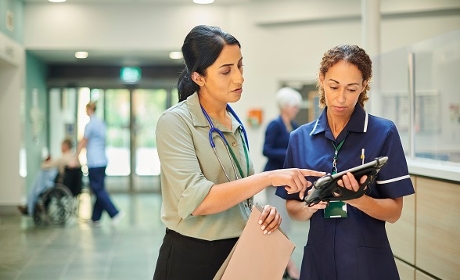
<box><xmin>132</xmin><ymin>89</ymin><xmax>167</xmax><ymax>176</ymax></box>
<box><xmin>371</xmin><ymin>29</ymin><xmax>460</xmax><ymax>165</ymax></box>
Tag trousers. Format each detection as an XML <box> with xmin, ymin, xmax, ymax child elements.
<box><xmin>153</xmin><ymin>229</ymin><xmax>238</xmax><ymax>280</ymax></box>
<box><xmin>88</xmin><ymin>166</ymin><xmax>118</xmax><ymax>220</ymax></box>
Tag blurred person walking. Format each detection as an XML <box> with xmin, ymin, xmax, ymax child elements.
<box><xmin>77</xmin><ymin>102</ymin><xmax>124</xmax><ymax>226</ymax></box>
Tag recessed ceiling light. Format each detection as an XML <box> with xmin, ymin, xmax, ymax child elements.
<box><xmin>75</xmin><ymin>51</ymin><xmax>88</xmax><ymax>59</ymax></box>
<box><xmin>169</xmin><ymin>51</ymin><xmax>183</xmax><ymax>60</ymax></box>
<box><xmin>49</xmin><ymin>0</ymin><xmax>67</xmax><ymax>2</ymax></box>
<box><xmin>193</xmin><ymin>0</ymin><xmax>214</xmax><ymax>4</ymax></box>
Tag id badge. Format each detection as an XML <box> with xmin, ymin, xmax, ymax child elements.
<box><xmin>324</xmin><ymin>200</ymin><xmax>347</xmax><ymax>218</ymax></box>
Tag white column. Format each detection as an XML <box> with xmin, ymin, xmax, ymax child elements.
<box><xmin>361</xmin><ymin>0</ymin><xmax>381</xmax><ymax>116</ymax></box>
<box><xmin>0</xmin><ymin>32</ymin><xmax>25</xmax><ymax>210</ymax></box>
<box><xmin>361</xmin><ymin>0</ymin><xmax>380</xmax><ymax>57</ymax></box>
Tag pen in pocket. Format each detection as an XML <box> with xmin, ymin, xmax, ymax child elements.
<box><xmin>361</xmin><ymin>149</ymin><xmax>365</xmax><ymax>164</ymax></box>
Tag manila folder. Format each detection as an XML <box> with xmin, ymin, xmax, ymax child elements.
<box><xmin>214</xmin><ymin>204</ymin><xmax>295</xmax><ymax>280</ymax></box>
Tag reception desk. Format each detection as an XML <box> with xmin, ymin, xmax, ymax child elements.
<box><xmin>387</xmin><ymin>161</ymin><xmax>460</xmax><ymax>279</ymax></box>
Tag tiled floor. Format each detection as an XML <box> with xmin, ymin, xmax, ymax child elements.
<box><xmin>0</xmin><ymin>191</ymin><xmax>310</xmax><ymax>280</ymax></box>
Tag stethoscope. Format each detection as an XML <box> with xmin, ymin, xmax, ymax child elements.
<box><xmin>201</xmin><ymin>105</ymin><xmax>249</xmax><ymax>181</ymax></box>
<box><xmin>201</xmin><ymin>105</ymin><xmax>252</xmax><ymax>210</ymax></box>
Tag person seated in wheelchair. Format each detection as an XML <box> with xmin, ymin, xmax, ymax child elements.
<box><xmin>18</xmin><ymin>138</ymin><xmax>80</xmax><ymax>216</ymax></box>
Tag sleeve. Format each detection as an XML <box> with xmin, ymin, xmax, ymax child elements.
<box><xmin>262</xmin><ymin>120</ymin><xmax>288</xmax><ymax>162</ymax></box>
<box><xmin>156</xmin><ymin>110</ymin><xmax>214</xmax><ymax>219</ymax></box>
<box><xmin>83</xmin><ymin>120</ymin><xmax>92</xmax><ymax>139</ymax></box>
<box><xmin>376</xmin><ymin>122</ymin><xmax>415</xmax><ymax>198</ymax></box>
<box><xmin>275</xmin><ymin>133</ymin><xmax>304</xmax><ymax>201</ymax></box>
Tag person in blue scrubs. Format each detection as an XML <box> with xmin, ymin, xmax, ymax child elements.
<box><xmin>77</xmin><ymin>102</ymin><xmax>124</xmax><ymax>226</ymax></box>
<box><xmin>276</xmin><ymin>45</ymin><xmax>415</xmax><ymax>280</ymax></box>
<box><xmin>263</xmin><ymin>87</ymin><xmax>302</xmax><ymax>280</ymax></box>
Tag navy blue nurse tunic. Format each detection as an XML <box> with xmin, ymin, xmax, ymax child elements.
<box><xmin>276</xmin><ymin>105</ymin><xmax>415</xmax><ymax>280</ymax></box>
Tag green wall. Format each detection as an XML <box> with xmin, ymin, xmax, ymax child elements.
<box><xmin>24</xmin><ymin>52</ymin><xmax>49</xmax><ymax>190</ymax></box>
<box><xmin>0</xmin><ymin>0</ymin><xmax>23</xmax><ymax>44</ymax></box>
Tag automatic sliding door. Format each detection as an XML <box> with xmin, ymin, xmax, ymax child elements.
<box><xmin>132</xmin><ymin>89</ymin><xmax>167</xmax><ymax>191</ymax></box>
<box><xmin>78</xmin><ymin>88</ymin><xmax>132</xmax><ymax>191</ymax></box>
<box><xmin>72</xmin><ymin>87</ymin><xmax>175</xmax><ymax>192</ymax></box>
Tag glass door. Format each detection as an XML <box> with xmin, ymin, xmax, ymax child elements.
<box><xmin>51</xmin><ymin>86</ymin><xmax>176</xmax><ymax>192</ymax></box>
<box><xmin>131</xmin><ymin>89</ymin><xmax>168</xmax><ymax>191</ymax></box>
<box><xmin>82</xmin><ymin>87</ymin><xmax>176</xmax><ymax>192</ymax></box>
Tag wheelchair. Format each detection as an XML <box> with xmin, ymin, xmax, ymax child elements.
<box><xmin>33</xmin><ymin>166</ymin><xmax>83</xmax><ymax>227</ymax></box>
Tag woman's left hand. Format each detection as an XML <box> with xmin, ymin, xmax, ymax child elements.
<box><xmin>337</xmin><ymin>173</ymin><xmax>368</xmax><ymax>192</ymax></box>
<box><xmin>257</xmin><ymin>204</ymin><xmax>282</xmax><ymax>235</ymax></box>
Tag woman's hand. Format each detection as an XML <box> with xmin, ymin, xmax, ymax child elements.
<box><xmin>306</xmin><ymin>201</ymin><xmax>328</xmax><ymax>213</ymax></box>
<box><xmin>285</xmin><ymin>189</ymin><xmax>328</xmax><ymax>222</ymax></box>
<box><xmin>257</xmin><ymin>204</ymin><xmax>281</xmax><ymax>235</ymax></box>
<box><xmin>304</xmin><ymin>188</ymin><xmax>328</xmax><ymax>213</ymax></box>
<box><xmin>337</xmin><ymin>173</ymin><xmax>368</xmax><ymax>192</ymax></box>
<box><xmin>269</xmin><ymin>168</ymin><xmax>325</xmax><ymax>200</ymax></box>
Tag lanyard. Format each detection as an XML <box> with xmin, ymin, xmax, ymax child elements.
<box><xmin>331</xmin><ymin>133</ymin><xmax>348</xmax><ymax>174</ymax></box>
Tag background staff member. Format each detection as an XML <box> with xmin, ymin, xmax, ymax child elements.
<box><xmin>152</xmin><ymin>25</ymin><xmax>325</xmax><ymax>280</ymax></box>
<box><xmin>276</xmin><ymin>44</ymin><xmax>415</xmax><ymax>280</ymax></box>
<box><xmin>77</xmin><ymin>102</ymin><xmax>124</xmax><ymax>226</ymax></box>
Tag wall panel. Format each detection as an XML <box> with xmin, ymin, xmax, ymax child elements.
<box><xmin>416</xmin><ymin>177</ymin><xmax>460</xmax><ymax>279</ymax></box>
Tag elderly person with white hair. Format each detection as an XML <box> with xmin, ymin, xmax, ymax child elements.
<box><xmin>262</xmin><ymin>86</ymin><xmax>303</xmax><ymax>280</ymax></box>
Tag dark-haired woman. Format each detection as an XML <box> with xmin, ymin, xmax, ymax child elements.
<box><xmin>152</xmin><ymin>25</ymin><xmax>325</xmax><ymax>280</ymax></box>
<box><xmin>276</xmin><ymin>45</ymin><xmax>415</xmax><ymax>280</ymax></box>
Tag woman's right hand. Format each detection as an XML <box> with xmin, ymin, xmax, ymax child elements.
<box><xmin>269</xmin><ymin>168</ymin><xmax>325</xmax><ymax>200</ymax></box>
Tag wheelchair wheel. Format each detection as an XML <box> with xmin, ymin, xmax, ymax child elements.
<box><xmin>42</xmin><ymin>184</ymin><xmax>73</xmax><ymax>227</ymax></box>
<box><xmin>33</xmin><ymin>201</ymin><xmax>46</xmax><ymax>226</ymax></box>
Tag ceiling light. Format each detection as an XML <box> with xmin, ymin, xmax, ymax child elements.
<box><xmin>75</xmin><ymin>51</ymin><xmax>88</xmax><ymax>59</ymax></box>
<box><xmin>49</xmin><ymin>0</ymin><xmax>67</xmax><ymax>2</ymax></box>
<box><xmin>193</xmin><ymin>0</ymin><xmax>214</xmax><ymax>4</ymax></box>
<box><xmin>169</xmin><ymin>51</ymin><xmax>183</xmax><ymax>60</ymax></box>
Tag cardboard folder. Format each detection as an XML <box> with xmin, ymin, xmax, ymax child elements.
<box><xmin>214</xmin><ymin>204</ymin><xmax>295</xmax><ymax>280</ymax></box>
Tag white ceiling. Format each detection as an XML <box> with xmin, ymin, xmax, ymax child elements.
<box><xmin>22</xmin><ymin>0</ymin><xmax>258</xmax><ymax>5</ymax></box>
<box><xmin>23</xmin><ymin>0</ymin><xmax>267</xmax><ymax>66</ymax></box>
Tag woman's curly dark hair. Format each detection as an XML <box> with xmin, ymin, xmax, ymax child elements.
<box><xmin>316</xmin><ymin>45</ymin><xmax>372</xmax><ymax>108</ymax></box>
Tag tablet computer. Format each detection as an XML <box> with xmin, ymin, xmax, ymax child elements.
<box><xmin>304</xmin><ymin>156</ymin><xmax>388</xmax><ymax>206</ymax></box>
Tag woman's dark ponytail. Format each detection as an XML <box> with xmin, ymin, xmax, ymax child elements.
<box><xmin>177</xmin><ymin>68</ymin><xmax>199</xmax><ymax>102</ymax></box>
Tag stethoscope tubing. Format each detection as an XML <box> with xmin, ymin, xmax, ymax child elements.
<box><xmin>201</xmin><ymin>104</ymin><xmax>253</xmax><ymax>211</ymax></box>
<box><xmin>201</xmin><ymin>105</ymin><xmax>249</xmax><ymax>150</ymax></box>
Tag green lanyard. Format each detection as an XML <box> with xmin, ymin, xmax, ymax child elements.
<box><xmin>331</xmin><ymin>133</ymin><xmax>348</xmax><ymax>174</ymax></box>
<box><xmin>224</xmin><ymin>131</ymin><xmax>250</xmax><ymax>179</ymax></box>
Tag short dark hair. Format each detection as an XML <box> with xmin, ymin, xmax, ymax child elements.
<box><xmin>62</xmin><ymin>138</ymin><xmax>73</xmax><ymax>149</ymax></box>
<box><xmin>177</xmin><ymin>25</ymin><xmax>241</xmax><ymax>102</ymax></box>
<box><xmin>316</xmin><ymin>45</ymin><xmax>372</xmax><ymax>108</ymax></box>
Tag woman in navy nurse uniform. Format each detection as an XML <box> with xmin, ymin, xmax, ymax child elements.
<box><xmin>276</xmin><ymin>44</ymin><xmax>415</xmax><ymax>280</ymax></box>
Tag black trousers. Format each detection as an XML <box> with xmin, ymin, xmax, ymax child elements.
<box><xmin>153</xmin><ymin>229</ymin><xmax>238</xmax><ymax>280</ymax></box>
